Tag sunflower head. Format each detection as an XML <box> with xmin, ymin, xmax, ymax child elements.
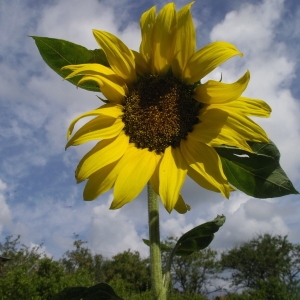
<box><xmin>122</xmin><ymin>74</ymin><xmax>202</xmax><ymax>153</ymax></box>
<box><xmin>62</xmin><ymin>2</ymin><xmax>271</xmax><ymax>213</ymax></box>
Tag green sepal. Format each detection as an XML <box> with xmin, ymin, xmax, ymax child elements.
<box><xmin>50</xmin><ymin>283</ymin><xmax>123</xmax><ymax>300</ymax></box>
<box><xmin>215</xmin><ymin>141</ymin><xmax>299</xmax><ymax>198</ymax></box>
<box><xmin>31</xmin><ymin>36</ymin><xmax>109</xmax><ymax>92</ymax></box>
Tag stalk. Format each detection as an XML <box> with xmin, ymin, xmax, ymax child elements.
<box><xmin>147</xmin><ymin>183</ymin><xmax>166</xmax><ymax>300</ymax></box>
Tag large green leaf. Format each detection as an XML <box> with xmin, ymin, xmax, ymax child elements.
<box><xmin>215</xmin><ymin>141</ymin><xmax>298</xmax><ymax>198</ymax></box>
<box><xmin>51</xmin><ymin>283</ymin><xmax>123</xmax><ymax>300</ymax></box>
<box><xmin>31</xmin><ymin>36</ymin><xmax>109</xmax><ymax>92</ymax></box>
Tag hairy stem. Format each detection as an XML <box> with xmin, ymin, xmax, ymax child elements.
<box><xmin>147</xmin><ymin>183</ymin><xmax>166</xmax><ymax>300</ymax></box>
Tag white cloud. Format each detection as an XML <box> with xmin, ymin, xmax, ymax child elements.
<box><xmin>0</xmin><ymin>0</ymin><xmax>299</xmax><ymax>262</ymax></box>
<box><xmin>0</xmin><ymin>179</ymin><xmax>12</xmax><ymax>233</ymax></box>
<box><xmin>160</xmin><ymin>214</ymin><xmax>194</xmax><ymax>239</ymax></box>
<box><xmin>217</xmin><ymin>197</ymin><xmax>289</xmax><ymax>249</ymax></box>
<box><xmin>209</xmin><ymin>0</ymin><xmax>300</xmax><ymax>183</ymax></box>
<box><xmin>210</xmin><ymin>0</ymin><xmax>284</xmax><ymax>53</ymax></box>
<box><xmin>186</xmin><ymin>0</ymin><xmax>300</xmax><ymax>249</ymax></box>
<box><xmin>36</xmin><ymin>0</ymin><xmax>140</xmax><ymax>51</ymax></box>
<box><xmin>89</xmin><ymin>196</ymin><xmax>149</xmax><ymax>258</ymax></box>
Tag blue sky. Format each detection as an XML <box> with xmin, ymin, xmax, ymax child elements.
<box><xmin>0</xmin><ymin>0</ymin><xmax>300</xmax><ymax>259</ymax></box>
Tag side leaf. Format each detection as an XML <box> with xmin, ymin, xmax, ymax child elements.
<box><xmin>143</xmin><ymin>216</ymin><xmax>226</xmax><ymax>257</ymax></box>
<box><xmin>215</xmin><ymin>141</ymin><xmax>299</xmax><ymax>198</ymax></box>
<box><xmin>173</xmin><ymin>214</ymin><xmax>226</xmax><ymax>256</ymax></box>
<box><xmin>31</xmin><ymin>36</ymin><xmax>109</xmax><ymax>92</ymax></box>
<box><xmin>162</xmin><ymin>215</ymin><xmax>226</xmax><ymax>289</ymax></box>
<box><xmin>51</xmin><ymin>283</ymin><xmax>123</xmax><ymax>300</ymax></box>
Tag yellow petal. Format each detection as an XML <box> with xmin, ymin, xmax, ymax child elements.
<box><xmin>172</xmin><ymin>2</ymin><xmax>196</xmax><ymax>79</ymax></box>
<box><xmin>159</xmin><ymin>146</ymin><xmax>188</xmax><ymax>213</ymax></box>
<box><xmin>110</xmin><ymin>147</ymin><xmax>158</xmax><ymax>209</ymax></box>
<box><xmin>67</xmin><ymin>104</ymin><xmax>123</xmax><ymax>139</ymax></box>
<box><xmin>194</xmin><ymin>71</ymin><xmax>250</xmax><ymax>104</ymax></box>
<box><xmin>183</xmin><ymin>41</ymin><xmax>243</xmax><ymax>84</ymax></box>
<box><xmin>202</xmin><ymin>107</ymin><xmax>269</xmax><ymax>143</ymax></box>
<box><xmin>85</xmin><ymin>144</ymin><xmax>145</xmax><ymax>200</ymax></box>
<box><xmin>66</xmin><ymin>117</ymin><xmax>124</xmax><ymax>148</ymax></box>
<box><xmin>62</xmin><ymin>63</ymin><xmax>116</xmax><ymax>78</ymax></box>
<box><xmin>151</xmin><ymin>3</ymin><xmax>176</xmax><ymax>74</ymax></box>
<box><xmin>222</xmin><ymin>96</ymin><xmax>272</xmax><ymax>117</ymax></box>
<box><xmin>149</xmin><ymin>155</ymin><xmax>162</xmax><ymax>195</ymax></box>
<box><xmin>174</xmin><ymin>194</ymin><xmax>191</xmax><ymax>214</ymax></box>
<box><xmin>139</xmin><ymin>5</ymin><xmax>156</xmax><ymax>62</ymax></box>
<box><xmin>63</xmin><ymin>64</ymin><xmax>127</xmax><ymax>103</ymax></box>
<box><xmin>132</xmin><ymin>50</ymin><xmax>150</xmax><ymax>76</ymax></box>
<box><xmin>83</xmin><ymin>160</ymin><xmax>119</xmax><ymax>200</ymax></box>
<box><xmin>77</xmin><ymin>75</ymin><xmax>127</xmax><ymax>104</ymax></box>
<box><xmin>187</xmin><ymin>164</ymin><xmax>221</xmax><ymax>193</ymax></box>
<box><xmin>190</xmin><ymin>121</ymin><xmax>252</xmax><ymax>152</ymax></box>
<box><xmin>93</xmin><ymin>30</ymin><xmax>137</xmax><ymax>83</ymax></box>
<box><xmin>75</xmin><ymin>132</ymin><xmax>129</xmax><ymax>182</ymax></box>
<box><xmin>180</xmin><ymin>138</ymin><xmax>230</xmax><ymax>198</ymax></box>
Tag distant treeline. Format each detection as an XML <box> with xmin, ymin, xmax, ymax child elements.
<box><xmin>0</xmin><ymin>233</ymin><xmax>299</xmax><ymax>300</ymax></box>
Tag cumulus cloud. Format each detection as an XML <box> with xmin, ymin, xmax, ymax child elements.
<box><xmin>209</xmin><ymin>0</ymin><xmax>300</xmax><ymax>182</ymax></box>
<box><xmin>89</xmin><ymin>196</ymin><xmax>149</xmax><ymax>258</ymax></box>
<box><xmin>204</xmin><ymin>0</ymin><xmax>300</xmax><ymax>248</ymax></box>
<box><xmin>0</xmin><ymin>0</ymin><xmax>299</xmax><ymax>260</ymax></box>
<box><xmin>0</xmin><ymin>179</ymin><xmax>12</xmax><ymax>233</ymax></box>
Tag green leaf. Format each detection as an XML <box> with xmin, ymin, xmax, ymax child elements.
<box><xmin>51</xmin><ymin>287</ymin><xmax>87</xmax><ymax>300</ymax></box>
<box><xmin>31</xmin><ymin>36</ymin><xmax>109</xmax><ymax>92</ymax></box>
<box><xmin>143</xmin><ymin>216</ymin><xmax>226</xmax><ymax>257</ymax></box>
<box><xmin>215</xmin><ymin>141</ymin><xmax>299</xmax><ymax>198</ymax></box>
<box><xmin>162</xmin><ymin>216</ymin><xmax>226</xmax><ymax>290</ymax></box>
<box><xmin>83</xmin><ymin>283</ymin><xmax>124</xmax><ymax>300</ymax></box>
<box><xmin>51</xmin><ymin>283</ymin><xmax>123</xmax><ymax>300</ymax></box>
<box><xmin>173</xmin><ymin>215</ymin><xmax>226</xmax><ymax>256</ymax></box>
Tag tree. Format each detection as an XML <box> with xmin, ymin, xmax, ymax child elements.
<box><xmin>102</xmin><ymin>249</ymin><xmax>151</xmax><ymax>293</ymax></box>
<box><xmin>0</xmin><ymin>235</ymin><xmax>43</xmax><ymax>273</ymax></box>
<box><xmin>0</xmin><ymin>234</ymin><xmax>105</xmax><ymax>299</ymax></box>
<box><xmin>59</xmin><ymin>234</ymin><xmax>106</xmax><ymax>286</ymax></box>
<box><xmin>0</xmin><ymin>235</ymin><xmax>75</xmax><ymax>299</ymax></box>
<box><xmin>171</xmin><ymin>248</ymin><xmax>222</xmax><ymax>295</ymax></box>
<box><xmin>34</xmin><ymin>257</ymin><xmax>66</xmax><ymax>299</ymax></box>
<box><xmin>221</xmin><ymin>233</ymin><xmax>300</xmax><ymax>299</ymax></box>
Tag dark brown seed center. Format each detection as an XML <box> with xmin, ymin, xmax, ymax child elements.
<box><xmin>122</xmin><ymin>75</ymin><xmax>202</xmax><ymax>153</ymax></box>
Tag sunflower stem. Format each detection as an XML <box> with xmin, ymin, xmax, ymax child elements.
<box><xmin>147</xmin><ymin>183</ymin><xmax>166</xmax><ymax>300</ymax></box>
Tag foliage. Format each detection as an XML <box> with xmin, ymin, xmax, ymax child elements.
<box><xmin>102</xmin><ymin>249</ymin><xmax>151</xmax><ymax>293</ymax></box>
<box><xmin>0</xmin><ymin>235</ymin><xmax>43</xmax><ymax>272</ymax></box>
<box><xmin>1</xmin><ymin>233</ymin><xmax>300</xmax><ymax>299</ymax></box>
<box><xmin>59</xmin><ymin>234</ymin><xmax>105</xmax><ymax>286</ymax></box>
<box><xmin>171</xmin><ymin>248</ymin><xmax>221</xmax><ymax>295</ymax></box>
<box><xmin>221</xmin><ymin>233</ymin><xmax>300</xmax><ymax>299</ymax></box>
<box><xmin>0</xmin><ymin>236</ymin><xmax>87</xmax><ymax>299</ymax></box>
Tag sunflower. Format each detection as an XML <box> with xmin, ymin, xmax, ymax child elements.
<box><xmin>63</xmin><ymin>2</ymin><xmax>271</xmax><ymax>213</ymax></box>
